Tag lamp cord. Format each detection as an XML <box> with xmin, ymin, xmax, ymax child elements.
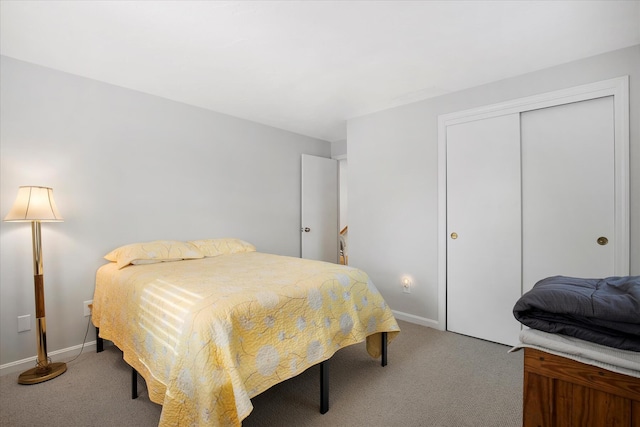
<box><xmin>65</xmin><ymin>314</ymin><xmax>92</xmax><ymax>364</ymax></box>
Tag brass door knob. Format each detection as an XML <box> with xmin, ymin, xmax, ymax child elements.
<box><xmin>450</xmin><ymin>232</ymin><xmax>458</xmax><ymax>240</ymax></box>
<box><xmin>597</xmin><ymin>236</ymin><xmax>608</xmax><ymax>246</ymax></box>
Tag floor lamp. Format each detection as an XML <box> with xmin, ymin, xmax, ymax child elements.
<box><xmin>4</xmin><ymin>186</ymin><xmax>67</xmax><ymax>384</ymax></box>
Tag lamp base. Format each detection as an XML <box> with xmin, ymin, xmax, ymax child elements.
<box><xmin>18</xmin><ymin>362</ymin><xmax>67</xmax><ymax>385</ymax></box>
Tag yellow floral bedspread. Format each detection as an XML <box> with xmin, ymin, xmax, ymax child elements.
<box><xmin>92</xmin><ymin>252</ymin><xmax>400</xmax><ymax>426</ymax></box>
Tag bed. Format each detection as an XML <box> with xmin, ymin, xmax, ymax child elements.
<box><xmin>92</xmin><ymin>239</ymin><xmax>400</xmax><ymax>426</ymax></box>
<box><xmin>512</xmin><ymin>276</ymin><xmax>640</xmax><ymax>426</ymax></box>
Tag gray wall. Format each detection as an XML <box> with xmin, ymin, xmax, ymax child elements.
<box><xmin>0</xmin><ymin>56</ymin><xmax>330</xmax><ymax>367</ymax></box>
<box><xmin>331</xmin><ymin>139</ymin><xmax>347</xmax><ymax>158</ymax></box>
<box><xmin>347</xmin><ymin>45</ymin><xmax>640</xmax><ymax>326</ymax></box>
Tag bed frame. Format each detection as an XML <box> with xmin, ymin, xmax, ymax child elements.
<box><xmin>523</xmin><ymin>347</ymin><xmax>640</xmax><ymax>426</ymax></box>
<box><xmin>96</xmin><ymin>328</ymin><xmax>388</xmax><ymax>415</ymax></box>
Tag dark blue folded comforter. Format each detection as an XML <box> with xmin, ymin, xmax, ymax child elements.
<box><xmin>513</xmin><ymin>275</ymin><xmax>640</xmax><ymax>351</ymax></box>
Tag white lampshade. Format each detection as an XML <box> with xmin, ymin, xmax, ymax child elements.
<box><xmin>4</xmin><ymin>186</ymin><xmax>63</xmax><ymax>222</ymax></box>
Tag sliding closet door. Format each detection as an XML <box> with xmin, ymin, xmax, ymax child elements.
<box><xmin>521</xmin><ymin>96</ymin><xmax>616</xmax><ymax>293</ymax></box>
<box><xmin>446</xmin><ymin>114</ymin><xmax>522</xmax><ymax>346</ymax></box>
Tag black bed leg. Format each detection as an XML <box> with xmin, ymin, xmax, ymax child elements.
<box><xmin>320</xmin><ymin>360</ymin><xmax>329</xmax><ymax>414</ymax></box>
<box><xmin>96</xmin><ymin>327</ymin><xmax>104</xmax><ymax>353</ymax></box>
<box><xmin>381</xmin><ymin>331</ymin><xmax>388</xmax><ymax>367</ymax></box>
<box><xmin>132</xmin><ymin>366</ymin><xmax>138</xmax><ymax>399</ymax></box>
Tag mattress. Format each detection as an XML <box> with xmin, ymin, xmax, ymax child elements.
<box><xmin>92</xmin><ymin>251</ymin><xmax>400</xmax><ymax>426</ymax></box>
<box><xmin>511</xmin><ymin>328</ymin><xmax>640</xmax><ymax>378</ymax></box>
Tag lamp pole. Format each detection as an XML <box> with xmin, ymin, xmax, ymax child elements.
<box><xmin>18</xmin><ymin>220</ymin><xmax>67</xmax><ymax>384</ymax></box>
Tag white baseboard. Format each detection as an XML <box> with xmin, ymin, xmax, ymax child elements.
<box><xmin>392</xmin><ymin>310</ymin><xmax>443</xmax><ymax>330</ymax></box>
<box><xmin>0</xmin><ymin>340</ymin><xmax>98</xmax><ymax>377</ymax></box>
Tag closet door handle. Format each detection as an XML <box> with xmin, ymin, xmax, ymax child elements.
<box><xmin>450</xmin><ymin>232</ymin><xmax>458</xmax><ymax>240</ymax></box>
<box><xmin>597</xmin><ymin>236</ymin><xmax>608</xmax><ymax>246</ymax></box>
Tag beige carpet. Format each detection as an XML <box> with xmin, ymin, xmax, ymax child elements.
<box><xmin>0</xmin><ymin>320</ymin><xmax>523</xmax><ymax>426</ymax></box>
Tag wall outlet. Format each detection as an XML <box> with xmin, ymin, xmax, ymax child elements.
<box><xmin>18</xmin><ymin>314</ymin><xmax>31</xmax><ymax>332</ymax></box>
<box><xmin>402</xmin><ymin>277</ymin><xmax>412</xmax><ymax>294</ymax></box>
<box><xmin>84</xmin><ymin>300</ymin><xmax>93</xmax><ymax>317</ymax></box>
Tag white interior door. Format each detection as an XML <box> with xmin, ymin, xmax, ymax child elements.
<box><xmin>521</xmin><ymin>97</ymin><xmax>616</xmax><ymax>292</ymax></box>
<box><xmin>446</xmin><ymin>113</ymin><xmax>523</xmax><ymax>346</ymax></box>
<box><xmin>301</xmin><ymin>154</ymin><xmax>338</xmax><ymax>262</ymax></box>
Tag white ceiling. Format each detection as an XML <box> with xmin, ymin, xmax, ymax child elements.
<box><xmin>1</xmin><ymin>1</ymin><xmax>639</xmax><ymax>142</ymax></box>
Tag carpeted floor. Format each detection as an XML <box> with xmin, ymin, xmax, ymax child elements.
<box><xmin>0</xmin><ymin>320</ymin><xmax>523</xmax><ymax>426</ymax></box>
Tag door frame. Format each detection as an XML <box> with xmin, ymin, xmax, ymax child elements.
<box><xmin>436</xmin><ymin>76</ymin><xmax>630</xmax><ymax>331</ymax></box>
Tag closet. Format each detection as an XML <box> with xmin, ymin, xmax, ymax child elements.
<box><xmin>438</xmin><ymin>77</ymin><xmax>629</xmax><ymax>346</ymax></box>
